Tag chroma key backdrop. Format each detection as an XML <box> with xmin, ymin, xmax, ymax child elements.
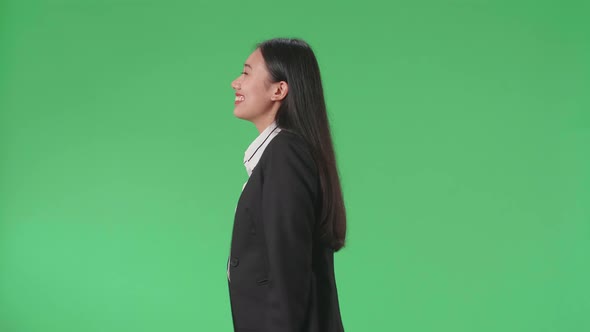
<box><xmin>0</xmin><ymin>0</ymin><xmax>588</xmax><ymax>331</ymax></box>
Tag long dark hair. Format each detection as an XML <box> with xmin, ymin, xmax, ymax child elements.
<box><xmin>257</xmin><ymin>38</ymin><xmax>346</xmax><ymax>251</ymax></box>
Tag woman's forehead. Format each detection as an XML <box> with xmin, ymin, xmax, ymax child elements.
<box><xmin>244</xmin><ymin>49</ymin><xmax>263</xmax><ymax>68</ymax></box>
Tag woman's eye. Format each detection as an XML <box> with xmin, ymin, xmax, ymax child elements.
<box><xmin>241</xmin><ymin>71</ymin><xmax>248</xmax><ymax>75</ymax></box>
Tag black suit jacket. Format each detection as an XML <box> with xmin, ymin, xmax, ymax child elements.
<box><xmin>228</xmin><ymin>130</ymin><xmax>344</xmax><ymax>332</ymax></box>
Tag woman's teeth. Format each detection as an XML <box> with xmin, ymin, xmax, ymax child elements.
<box><xmin>235</xmin><ymin>96</ymin><xmax>245</xmax><ymax>102</ymax></box>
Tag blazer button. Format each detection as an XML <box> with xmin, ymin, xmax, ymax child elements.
<box><xmin>230</xmin><ymin>257</ymin><xmax>239</xmax><ymax>267</ymax></box>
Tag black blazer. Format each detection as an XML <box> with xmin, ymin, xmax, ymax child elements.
<box><xmin>228</xmin><ymin>130</ymin><xmax>345</xmax><ymax>332</ymax></box>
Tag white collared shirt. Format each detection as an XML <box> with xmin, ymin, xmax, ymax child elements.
<box><xmin>228</xmin><ymin>121</ymin><xmax>282</xmax><ymax>282</ymax></box>
<box><xmin>242</xmin><ymin>121</ymin><xmax>282</xmax><ymax>182</ymax></box>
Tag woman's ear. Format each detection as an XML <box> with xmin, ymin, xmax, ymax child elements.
<box><xmin>270</xmin><ymin>81</ymin><xmax>288</xmax><ymax>101</ymax></box>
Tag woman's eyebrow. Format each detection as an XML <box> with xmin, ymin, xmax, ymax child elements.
<box><xmin>244</xmin><ymin>64</ymin><xmax>252</xmax><ymax>69</ymax></box>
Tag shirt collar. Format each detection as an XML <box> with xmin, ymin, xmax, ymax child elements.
<box><xmin>243</xmin><ymin>121</ymin><xmax>282</xmax><ymax>177</ymax></box>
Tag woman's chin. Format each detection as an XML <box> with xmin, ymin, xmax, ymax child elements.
<box><xmin>234</xmin><ymin>107</ymin><xmax>253</xmax><ymax>120</ymax></box>
<box><xmin>233</xmin><ymin>110</ymin><xmax>243</xmax><ymax>118</ymax></box>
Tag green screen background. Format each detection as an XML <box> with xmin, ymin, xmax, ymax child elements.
<box><xmin>1</xmin><ymin>0</ymin><xmax>588</xmax><ymax>331</ymax></box>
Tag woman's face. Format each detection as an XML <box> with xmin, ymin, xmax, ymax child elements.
<box><xmin>231</xmin><ymin>48</ymin><xmax>276</xmax><ymax>123</ymax></box>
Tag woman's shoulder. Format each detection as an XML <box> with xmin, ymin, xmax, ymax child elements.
<box><xmin>268</xmin><ymin>129</ymin><xmax>312</xmax><ymax>154</ymax></box>
<box><xmin>261</xmin><ymin>129</ymin><xmax>317</xmax><ymax>169</ymax></box>
<box><xmin>273</xmin><ymin>129</ymin><xmax>307</xmax><ymax>146</ymax></box>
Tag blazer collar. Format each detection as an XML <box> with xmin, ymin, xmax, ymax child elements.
<box><xmin>243</xmin><ymin>121</ymin><xmax>282</xmax><ymax>177</ymax></box>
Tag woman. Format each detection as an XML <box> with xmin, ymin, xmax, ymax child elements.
<box><xmin>227</xmin><ymin>38</ymin><xmax>346</xmax><ymax>332</ymax></box>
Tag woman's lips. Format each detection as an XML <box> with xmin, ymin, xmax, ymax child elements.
<box><xmin>235</xmin><ymin>94</ymin><xmax>245</xmax><ymax>105</ymax></box>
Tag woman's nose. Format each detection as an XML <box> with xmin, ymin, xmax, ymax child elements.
<box><xmin>231</xmin><ymin>77</ymin><xmax>240</xmax><ymax>90</ymax></box>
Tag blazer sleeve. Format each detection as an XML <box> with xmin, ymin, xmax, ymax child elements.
<box><xmin>260</xmin><ymin>136</ymin><xmax>319</xmax><ymax>331</ymax></box>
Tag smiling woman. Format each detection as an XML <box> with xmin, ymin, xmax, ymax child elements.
<box><xmin>227</xmin><ymin>38</ymin><xmax>347</xmax><ymax>332</ymax></box>
<box><xmin>231</xmin><ymin>48</ymin><xmax>289</xmax><ymax>133</ymax></box>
